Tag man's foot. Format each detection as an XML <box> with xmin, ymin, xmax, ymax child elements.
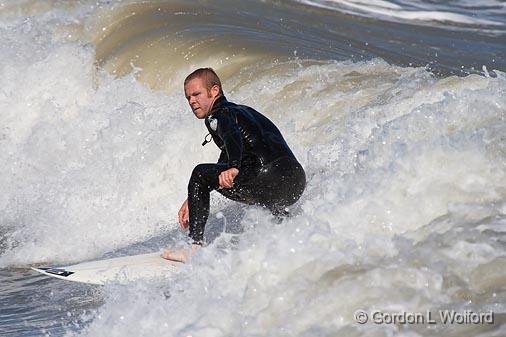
<box><xmin>160</xmin><ymin>244</ymin><xmax>201</xmax><ymax>263</ymax></box>
<box><xmin>161</xmin><ymin>248</ymin><xmax>189</xmax><ymax>262</ymax></box>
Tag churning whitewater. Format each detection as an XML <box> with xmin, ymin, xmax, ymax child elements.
<box><xmin>0</xmin><ymin>0</ymin><xmax>505</xmax><ymax>336</ymax></box>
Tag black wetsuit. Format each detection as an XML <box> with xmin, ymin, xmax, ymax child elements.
<box><xmin>188</xmin><ymin>96</ymin><xmax>306</xmax><ymax>244</ymax></box>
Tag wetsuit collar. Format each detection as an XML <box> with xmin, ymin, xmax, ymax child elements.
<box><xmin>208</xmin><ymin>95</ymin><xmax>228</xmax><ymax>117</ymax></box>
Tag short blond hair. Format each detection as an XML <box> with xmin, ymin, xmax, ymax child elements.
<box><xmin>184</xmin><ymin>68</ymin><xmax>224</xmax><ymax>96</ymax></box>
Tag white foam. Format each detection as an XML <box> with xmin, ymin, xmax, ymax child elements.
<box><xmin>297</xmin><ymin>0</ymin><xmax>505</xmax><ymax>27</ymax></box>
<box><xmin>0</xmin><ymin>14</ymin><xmax>219</xmax><ymax>266</ymax></box>
<box><xmin>63</xmin><ymin>60</ymin><xmax>506</xmax><ymax>336</ymax></box>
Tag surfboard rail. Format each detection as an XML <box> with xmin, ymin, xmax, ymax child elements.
<box><xmin>31</xmin><ymin>252</ymin><xmax>182</xmax><ymax>285</ymax></box>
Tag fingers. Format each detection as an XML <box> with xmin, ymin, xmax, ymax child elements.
<box><xmin>219</xmin><ymin>168</ymin><xmax>239</xmax><ymax>189</ymax></box>
<box><xmin>219</xmin><ymin>171</ymin><xmax>234</xmax><ymax>188</ymax></box>
<box><xmin>178</xmin><ymin>208</ymin><xmax>184</xmax><ymax>227</ymax></box>
<box><xmin>178</xmin><ymin>201</ymin><xmax>190</xmax><ymax>229</ymax></box>
<box><xmin>180</xmin><ymin>212</ymin><xmax>189</xmax><ymax>229</ymax></box>
<box><xmin>183</xmin><ymin>202</ymin><xmax>189</xmax><ymax>228</ymax></box>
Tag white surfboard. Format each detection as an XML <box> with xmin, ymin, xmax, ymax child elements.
<box><xmin>31</xmin><ymin>252</ymin><xmax>182</xmax><ymax>285</ymax></box>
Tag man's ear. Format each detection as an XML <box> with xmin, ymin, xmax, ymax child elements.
<box><xmin>211</xmin><ymin>84</ymin><xmax>220</xmax><ymax>97</ymax></box>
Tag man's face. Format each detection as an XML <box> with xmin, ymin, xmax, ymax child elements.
<box><xmin>184</xmin><ymin>78</ymin><xmax>219</xmax><ymax>119</ymax></box>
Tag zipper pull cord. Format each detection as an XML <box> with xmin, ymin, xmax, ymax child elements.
<box><xmin>202</xmin><ymin>133</ymin><xmax>212</xmax><ymax>146</ymax></box>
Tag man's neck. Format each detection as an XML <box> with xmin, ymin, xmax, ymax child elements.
<box><xmin>207</xmin><ymin>95</ymin><xmax>226</xmax><ymax>117</ymax></box>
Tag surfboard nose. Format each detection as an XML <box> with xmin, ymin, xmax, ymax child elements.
<box><xmin>32</xmin><ymin>267</ymin><xmax>74</xmax><ymax>277</ymax></box>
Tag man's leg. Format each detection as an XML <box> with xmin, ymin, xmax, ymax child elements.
<box><xmin>187</xmin><ymin>163</ymin><xmax>224</xmax><ymax>244</ymax></box>
<box><xmin>188</xmin><ymin>159</ymin><xmax>305</xmax><ymax>243</ymax></box>
<box><xmin>218</xmin><ymin>158</ymin><xmax>306</xmax><ymax>219</ymax></box>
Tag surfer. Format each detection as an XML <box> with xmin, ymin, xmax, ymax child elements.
<box><xmin>162</xmin><ymin>68</ymin><xmax>305</xmax><ymax>262</ymax></box>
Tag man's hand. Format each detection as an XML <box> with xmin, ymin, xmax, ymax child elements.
<box><xmin>178</xmin><ymin>199</ymin><xmax>189</xmax><ymax>229</ymax></box>
<box><xmin>161</xmin><ymin>244</ymin><xmax>200</xmax><ymax>263</ymax></box>
<box><xmin>218</xmin><ymin>168</ymin><xmax>239</xmax><ymax>189</ymax></box>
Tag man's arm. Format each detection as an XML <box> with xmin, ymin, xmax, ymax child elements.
<box><xmin>217</xmin><ymin>150</ymin><xmax>227</xmax><ymax>164</ymax></box>
<box><xmin>215</xmin><ymin>110</ymin><xmax>242</xmax><ymax>169</ymax></box>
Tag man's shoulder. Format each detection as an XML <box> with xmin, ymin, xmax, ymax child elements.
<box><xmin>213</xmin><ymin>101</ymin><xmax>246</xmax><ymax>118</ymax></box>
<box><xmin>221</xmin><ymin>100</ymin><xmax>242</xmax><ymax>111</ymax></box>
<box><xmin>225</xmin><ymin>101</ymin><xmax>262</xmax><ymax>117</ymax></box>
<box><xmin>213</xmin><ymin>98</ymin><xmax>265</xmax><ymax>123</ymax></box>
